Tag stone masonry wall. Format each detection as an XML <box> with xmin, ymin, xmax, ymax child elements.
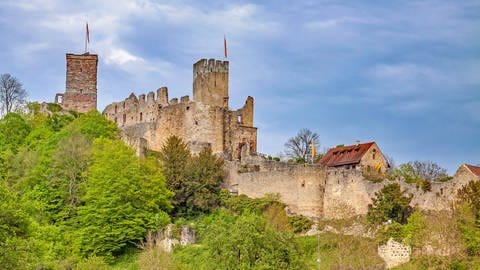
<box><xmin>402</xmin><ymin>164</ymin><xmax>480</xmax><ymax>211</ymax></box>
<box><xmin>323</xmin><ymin>169</ymin><xmax>385</xmax><ymax>219</ymax></box>
<box><xmin>193</xmin><ymin>59</ymin><xmax>229</xmax><ymax>108</ymax></box>
<box><xmin>56</xmin><ymin>53</ymin><xmax>98</xmax><ymax>113</ymax></box>
<box><xmin>103</xmin><ymin>58</ymin><xmax>256</xmax><ymax>156</ymax></box>
<box><xmin>224</xmin><ymin>157</ymin><xmax>325</xmax><ymax>219</ymax></box>
<box><xmin>359</xmin><ymin>143</ymin><xmax>389</xmax><ymax>173</ymax></box>
<box><xmin>224</xmin><ymin>154</ymin><xmax>478</xmax><ymax>219</ymax></box>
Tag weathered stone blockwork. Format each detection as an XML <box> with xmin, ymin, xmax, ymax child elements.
<box><xmin>55</xmin><ymin>53</ymin><xmax>98</xmax><ymax>113</ymax></box>
<box><xmin>224</xmin><ymin>153</ymin><xmax>480</xmax><ymax>219</ymax></box>
<box><xmin>102</xmin><ymin>58</ymin><xmax>257</xmax><ymax>157</ymax></box>
<box><xmin>225</xmin><ymin>157</ymin><xmax>325</xmax><ymax>219</ymax></box>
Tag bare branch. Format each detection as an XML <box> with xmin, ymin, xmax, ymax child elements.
<box><xmin>0</xmin><ymin>73</ymin><xmax>27</xmax><ymax>117</ymax></box>
<box><xmin>284</xmin><ymin>128</ymin><xmax>320</xmax><ymax>162</ymax></box>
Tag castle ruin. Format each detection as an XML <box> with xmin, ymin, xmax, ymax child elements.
<box><xmin>52</xmin><ymin>50</ymin><xmax>480</xmax><ymax>221</ymax></box>
<box><xmin>102</xmin><ymin>59</ymin><xmax>257</xmax><ymax>158</ymax></box>
<box><xmin>55</xmin><ymin>53</ymin><xmax>98</xmax><ymax>113</ymax></box>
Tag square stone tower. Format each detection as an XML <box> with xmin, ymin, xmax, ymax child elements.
<box><xmin>55</xmin><ymin>53</ymin><xmax>98</xmax><ymax>113</ymax></box>
<box><xmin>193</xmin><ymin>59</ymin><xmax>229</xmax><ymax>108</ymax></box>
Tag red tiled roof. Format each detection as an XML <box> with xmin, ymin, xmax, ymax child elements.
<box><xmin>320</xmin><ymin>142</ymin><xmax>375</xmax><ymax>167</ymax></box>
<box><xmin>465</xmin><ymin>164</ymin><xmax>480</xmax><ymax>177</ymax></box>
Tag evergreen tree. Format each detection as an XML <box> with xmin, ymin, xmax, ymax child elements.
<box><xmin>159</xmin><ymin>136</ymin><xmax>224</xmax><ymax>216</ymax></box>
<box><xmin>367</xmin><ymin>183</ymin><xmax>413</xmax><ymax>225</ymax></box>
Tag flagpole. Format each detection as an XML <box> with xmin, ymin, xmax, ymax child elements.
<box><xmin>224</xmin><ymin>35</ymin><xmax>227</xmax><ymax>59</ymax></box>
<box><xmin>85</xmin><ymin>22</ymin><xmax>89</xmax><ymax>53</ymax></box>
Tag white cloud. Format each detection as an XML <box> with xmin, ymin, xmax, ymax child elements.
<box><xmin>105</xmin><ymin>48</ymin><xmax>143</xmax><ymax>65</ymax></box>
<box><xmin>369</xmin><ymin>64</ymin><xmax>438</xmax><ymax>82</ymax></box>
<box><xmin>305</xmin><ymin>16</ymin><xmax>379</xmax><ymax>30</ymax></box>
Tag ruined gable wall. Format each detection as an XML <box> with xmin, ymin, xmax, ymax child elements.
<box><xmin>405</xmin><ymin>164</ymin><xmax>480</xmax><ymax>211</ymax></box>
<box><xmin>359</xmin><ymin>143</ymin><xmax>389</xmax><ymax>173</ymax></box>
<box><xmin>224</xmin><ymin>159</ymin><xmax>325</xmax><ymax>219</ymax></box>
<box><xmin>223</xmin><ymin>96</ymin><xmax>257</xmax><ymax>159</ymax></box>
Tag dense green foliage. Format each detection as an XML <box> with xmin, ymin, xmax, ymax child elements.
<box><xmin>376</xmin><ymin>211</ymin><xmax>427</xmax><ymax>247</ymax></box>
<box><xmin>219</xmin><ymin>191</ymin><xmax>313</xmax><ymax>233</ymax></box>
<box><xmin>0</xmin><ymin>181</ymin><xmax>36</xmax><ymax>269</ymax></box>
<box><xmin>1</xmin><ymin>110</ymin><xmax>314</xmax><ymax>269</ymax></box>
<box><xmin>75</xmin><ymin>138</ymin><xmax>172</xmax><ymax>259</ymax></box>
<box><xmin>457</xmin><ymin>181</ymin><xmax>480</xmax><ymax>256</ymax></box>
<box><xmin>6</xmin><ymin>108</ymin><xmax>478</xmax><ymax>269</ymax></box>
<box><xmin>0</xmin><ymin>110</ymin><xmax>172</xmax><ymax>268</ymax></box>
<box><xmin>367</xmin><ymin>183</ymin><xmax>413</xmax><ymax>225</ymax></box>
<box><xmin>176</xmin><ymin>210</ymin><xmax>305</xmax><ymax>270</ymax></box>
<box><xmin>159</xmin><ymin>136</ymin><xmax>224</xmax><ymax>217</ymax></box>
<box><xmin>393</xmin><ymin>161</ymin><xmax>451</xmax><ymax>187</ymax></box>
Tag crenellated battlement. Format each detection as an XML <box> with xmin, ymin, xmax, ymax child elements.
<box><xmin>193</xmin><ymin>58</ymin><xmax>229</xmax><ymax>107</ymax></box>
<box><xmin>193</xmin><ymin>58</ymin><xmax>229</xmax><ymax>77</ymax></box>
<box><xmin>103</xmin><ymin>57</ymin><xmax>256</xmax><ymax>159</ymax></box>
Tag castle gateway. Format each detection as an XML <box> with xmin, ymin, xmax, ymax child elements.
<box><xmin>103</xmin><ymin>59</ymin><xmax>257</xmax><ymax>158</ymax></box>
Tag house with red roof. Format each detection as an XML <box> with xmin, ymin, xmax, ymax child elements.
<box><xmin>464</xmin><ymin>164</ymin><xmax>480</xmax><ymax>178</ymax></box>
<box><xmin>319</xmin><ymin>141</ymin><xmax>389</xmax><ymax>173</ymax></box>
<box><xmin>453</xmin><ymin>164</ymin><xmax>480</xmax><ymax>183</ymax></box>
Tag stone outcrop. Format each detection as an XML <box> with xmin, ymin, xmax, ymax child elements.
<box><xmin>159</xmin><ymin>224</ymin><xmax>196</xmax><ymax>252</ymax></box>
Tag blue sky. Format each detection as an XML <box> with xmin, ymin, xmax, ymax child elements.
<box><xmin>0</xmin><ymin>0</ymin><xmax>478</xmax><ymax>173</ymax></box>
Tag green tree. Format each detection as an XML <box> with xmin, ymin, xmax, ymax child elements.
<box><xmin>458</xmin><ymin>180</ymin><xmax>480</xmax><ymax>218</ymax></box>
<box><xmin>193</xmin><ymin>210</ymin><xmax>304</xmax><ymax>270</ymax></box>
<box><xmin>159</xmin><ymin>136</ymin><xmax>191</xmax><ymax>205</ymax></box>
<box><xmin>159</xmin><ymin>136</ymin><xmax>224</xmax><ymax>216</ymax></box>
<box><xmin>51</xmin><ymin>134</ymin><xmax>91</xmax><ymax>212</ymax></box>
<box><xmin>457</xmin><ymin>181</ymin><xmax>480</xmax><ymax>255</ymax></box>
<box><xmin>182</xmin><ymin>147</ymin><xmax>224</xmax><ymax>215</ymax></box>
<box><xmin>0</xmin><ymin>182</ymin><xmax>36</xmax><ymax>269</ymax></box>
<box><xmin>0</xmin><ymin>113</ymin><xmax>31</xmax><ymax>153</ymax></box>
<box><xmin>395</xmin><ymin>161</ymin><xmax>451</xmax><ymax>183</ymax></box>
<box><xmin>367</xmin><ymin>183</ymin><xmax>413</xmax><ymax>225</ymax></box>
<box><xmin>75</xmin><ymin>138</ymin><xmax>172</xmax><ymax>259</ymax></box>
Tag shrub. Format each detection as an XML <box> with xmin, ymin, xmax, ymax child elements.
<box><xmin>367</xmin><ymin>183</ymin><xmax>413</xmax><ymax>226</ymax></box>
<box><xmin>75</xmin><ymin>256</ymin><xmax>109</xmax><ymax>270</ymax></box>
<box><xmin>288</xmin><ymin>215</ymin><xmax>314</xmax><ymax>234</ymax></box>
<box><xmin>421</xmin><ymin>179</ymin><xmax>432</xmax><ymax>192</ymax></box>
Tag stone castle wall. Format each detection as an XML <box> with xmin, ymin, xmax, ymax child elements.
<box><xmin>323</xmin><ymin>168</ymin><xmax>385</xmax><ymax>219</ymax></box>
<box><xmin>224</xmin><ymin>155</ymin><xmax>479</xmax><ymax>219</ymax></box>
<box><xmin>102</xmin><ymin>58</ymin><xmax>257</xmax><ymax>157</ymax></box>
<box><xmin>224</xmin><ymin>157</ymin><xmax>325</xmax><ymax>219</ymax></box>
